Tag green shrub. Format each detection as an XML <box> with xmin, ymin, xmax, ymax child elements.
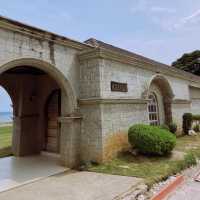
<box><xmin>193</xmin><ymin>124</ymin><xmax>200</xmax><ymax>132</ymax></box>
<box><xmin>192</xmin><ymin>115</ymin><xmax>200</xmax><ymax>121</ymax></box>
<box><xmin>169</xmin><ymin>122</ymin><xmax>177</xmax><ymax>134</ymax></box>
<box><xmin>159</xmin><ymin>124</ymin><xmax>170</xmax><ymax>131</ymax></box>
<box><xmin>183</xmin><ymin>113</ymin><xmax>193</xmax><ymax>134</ymax></box>
<box><xmin>128</xmin><ymin>124</ymin><xmax>176</xmax><ymax>156</ymax></box>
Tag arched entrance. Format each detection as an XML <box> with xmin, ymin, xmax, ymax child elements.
<box><xmin>144</xmin><ymin>75</ymin><xmax>174</xmax><ymax>125</ymax></box>
<box><xmin>0</xmin><ymin>59</ymin><xmax>81</xmax><ymax>168</ymax></box>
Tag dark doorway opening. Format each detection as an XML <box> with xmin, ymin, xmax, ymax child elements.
<box><xmin>45</xmin><ymin>89</ymin><xmax>61</xmax><ymax>153</ymax></box>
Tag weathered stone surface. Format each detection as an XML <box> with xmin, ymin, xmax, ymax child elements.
<box><xmin>0</xmin><ymin>16</ymin><xmax>200</xmax><ymax>167</ymax></box>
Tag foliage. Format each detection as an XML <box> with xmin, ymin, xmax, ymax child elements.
<box><xmin>183</xmin><ymin>113</ymin><xmax>193</xmax><ymax>134</ymax></box>
<box><xmin>192</xmin><ymin>115</ymin><xmax>200</xmax><ymax>121</ymax></box>
<box><xmin>172</xmin><ymin>50</ymin><xmax>200</xmax><ymax>75</ymax></box>
<box><xmin>0</xmin><ymin>125</ymin><xmax>13</xmax><ymax>158</ymax></box>
<box><xmin>159</xmin><ymin>124</ymin><xmax>170</xmax><ymax>131</ymax></box>
<box><xmin>128</xmin><ymin>124</ymin><xmax>176</xmax><ymax>156</ymax></box>
<box><xmin>0</xmin><ymin>125</ymin><xmax>12</xmax><ymax>149</ymax></box>
<box><xmin>159</xmin><ymin>123</ymin><xmax>177</xmax><ymax>134</ymax></box>
<box><xmin>193</xmin><ymin>124</ymin><xmax>200</xmax><ymax>132</ymax></box>
<box><xmin>182</xmin><ymin>152</ymin><xmax>197</xmax><ymax>168</ymax></box>
<box><xmin>104</xmin><ymin>132</ymin><xmax>130</xmax><ymax>161</ymax></box>
<box><xmin>168</xmin><ymin>122</ymin><xmax>177</xmax><ymax>134</ymax></box>
<box><xmin>88</xmin><ymin>135</ymin><xmax>200</xmax><ymax>188</ymax></box>
<box><xmin>183</xmin><ymin>114</ymin><xmax>200</xmax><ymax>132</ymax></box>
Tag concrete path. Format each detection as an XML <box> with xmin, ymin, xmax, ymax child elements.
<box><xmin>168</xmin><ymin>164</ymin><xmax>200</xmax><ymax>200</ymax></box>
<box><xmin>0</xmin><ymin>155</ymin><xmax>66</xmax><ymax>192</ymax></box>
<box><xmin>0</xmin><ymin>171</ymin><xmax>142</xmax><ymax>200</ymax></box>
<box><xmin>167</xmin><ymin>180</ymin><xmax>200</xmax><ymax>200</ymax></box>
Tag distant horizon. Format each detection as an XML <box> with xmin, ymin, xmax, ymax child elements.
<box><xmin>0</xmin><ymin>111</ymin><xmax>13</xmax><ymax>123</ymax></box>
<box><xmin>0</xmin><ymin>111</ymin><xmax>12</xmax><ymax>113</ymax></box>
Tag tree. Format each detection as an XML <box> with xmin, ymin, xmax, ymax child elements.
<box><xmin>172</xmin><ymin>50</ymin><xmax>200</xmax><ymax>75</ymax></box>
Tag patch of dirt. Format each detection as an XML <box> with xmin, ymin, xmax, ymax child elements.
<box><xmin>170</xmin><ymin>151</ymin><xmax>186</xmax><ymax>161</ymax></box>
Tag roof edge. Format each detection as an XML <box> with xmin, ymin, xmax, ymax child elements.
<box><xmin>0</xmin><ymin>15</ymin><xmax>93</xmax><ymax>50</ymax></box>
<box><xmin>79</xmin><ymin>47</ymin><xmax>200</xmax><ymax>85</ymax></box>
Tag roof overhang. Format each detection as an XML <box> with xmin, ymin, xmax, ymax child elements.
<box><xmin>0</xmin><ymin>15</ymin><xmax>93</xmax><ymax>51</ymax></box>
<box><xmin>79</xmin><ymin>47</ymin><xmax>200</xmax><ymax>86</ymax></box>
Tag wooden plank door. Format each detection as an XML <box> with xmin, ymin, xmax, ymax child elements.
<box><xmin>45</xmin><ymin>90</ymin><xmax>61</xmax><ymax>153</ymax></box>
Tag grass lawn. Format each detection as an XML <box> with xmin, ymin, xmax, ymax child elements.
<box><xmin>88</xmin><ymin>135</ymin><xmax>200</xmax><ymax>187</ymax></box>
<box><xmin>0</xmin><ymin>125</ymin><xmax>13</xmax><ymax>158</ymax></box>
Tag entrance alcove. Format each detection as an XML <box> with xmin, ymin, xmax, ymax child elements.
<box><xmin>0</xmin><ymin>59</ymin><xmax>81</xmax><ymax>168</ymax></box>
<box><xmin>0</xmin><ymin>66</ymin><xmax>62</xmax><ymax>157</ymax></box>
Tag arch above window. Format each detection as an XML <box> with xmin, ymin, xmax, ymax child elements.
<box><xmin>148</xmin><ymin>93</ymin><xmax>160</xmax><ymax>126</ymax></box>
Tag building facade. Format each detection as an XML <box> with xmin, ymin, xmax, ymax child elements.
<box><xmin>0</xmin><ymin>16</ymin><xmax>200</xmax><ymax>167</ymax></box>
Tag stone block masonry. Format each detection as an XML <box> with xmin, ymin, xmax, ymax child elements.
<box><xmin>1</xmin><ymin>16</ymin><xmax>200</xmax><ymax>166</ymax></box>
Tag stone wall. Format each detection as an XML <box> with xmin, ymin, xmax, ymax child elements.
<box><xmin>2</xmin><ymin>17</ymin><xmax>200</xmax><ymax>166</ymax></box>
<box><xmin>79</xmin><ymin>58</ymin><xmax>101</xmax><ymax>98</ymax></box>
<box><xmin>100</xmin><ymin>59</ymin><xmax>190</xmax><ymax>100</ymax></box>
<box><xmin>166</xmin><ymin>76</ymin><xmax>190</xmax><ymax>100</ymax></box>
<box><xmin>80</xmin><ymin>104</ymin><xmax>103</xmax><ymax>163</ymax></box>
<box><xmin>0</xmin><ymin>25</ymin><xmax>84</xmax><ymax>167</ymax></box>
<box><xmin>100</xmin><ymin>59</ymin><xmax>153</xmax><ymax>99</ymax></box>
<box><xmin>190</xmin><ymin>86</ymin><xmax>200</xmax><ymax>114</ymax></box>
<box><xmin>99</xmin><ymin>58</ymin><xmax>193</xmax><ymax>128</ymax></box>
<box><xmin>0</xmin><ymin>27</ymin><xmax>80</xmax><ymax>100</ymax></box>
<box><xmin>101</xmin><ymin>102</ymin><xmax>148</xmax><ymax>160</ymax></box>
<box><xmin>101</xmin><ymin>103</ymin><xmax>148</xmax><ymax>135</ymax></box>
<box><xmin>172</xmin><ymin>102</ymin><xmax>191</xmax><ymax>131</ymax></box>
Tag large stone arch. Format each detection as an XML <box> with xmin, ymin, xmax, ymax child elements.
<box><xmin>0</xmin><ymin>58</ymin><xmax>77</xmax><ymax>112</ymax></box>
<box><xmin>0</xmin><ymin>58</ymin><xmax>81</xmax><ymax>168</ymax></box>
<box><xmin>143</xmin><ymin>74</ymin><xmax>174</xmax><ymax>125</ymax></box>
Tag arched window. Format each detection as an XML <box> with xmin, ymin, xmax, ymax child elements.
<box><xmin>148</xmin><ymin>93</ymin><xmax>159</xmax><ymax>126</ymax></box>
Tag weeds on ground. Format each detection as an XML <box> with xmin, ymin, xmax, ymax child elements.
<box><xmin>88</xmin><ymin>135</ymin><xmax>200</xmax><ymax>188</ymax></box>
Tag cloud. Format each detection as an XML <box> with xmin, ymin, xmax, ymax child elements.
<box><xmin>173</xmin><ymin>9</ymin><xmax>200</xmax><ymax>30</ymax></box>
<box><xmin>131</xmin><ymin>0</ymin><xmax>175</xmax><ymax>15</ymax></box>
<box><xmin>131</xmin><ymin>2</ymin><xmax>200</xmax><ymax>33</ymax></box>
<box><xmin>183</xmin><ymin>9</ymin><xmax>200</xmax><ymax>23</ymax></box>
<box><xmin>131</xmin><ymin>0</ymin><xmax>148</xmax><ymax>13</ymax></box>
<box><xmin>150</xmin><ymin>6</ymin><xmax>175</xmax><ymax>14</ymax></box>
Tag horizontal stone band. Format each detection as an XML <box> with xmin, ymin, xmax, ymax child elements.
<box><xmin>78</xmin><ymin>98</ymin><xmax>149</xmax><ymax>105</ymax></box>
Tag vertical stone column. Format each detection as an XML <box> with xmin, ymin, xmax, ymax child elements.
<box><xmin>59</xmin><ymin>116</ymin><xmax>81</xmax><ymax>168</ymax></box>
<box><xmin>12</xmin><ymin>116</ymin><xmax>21</xmax><ymax>156</ymax></box>
<box><xmin>164</xmin><ymin>97</ymin><xmax>173</xmax><ymax>125</ymax></box>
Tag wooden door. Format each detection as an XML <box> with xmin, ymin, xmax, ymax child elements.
<box><xmin>45</xmin><ymin>90</ymin><xmax>61</xmax><ymax>153</ymax></box>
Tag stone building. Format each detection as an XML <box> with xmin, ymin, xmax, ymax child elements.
<box><xmin>0</xmin><ymin>16</ymin><xmax>199</xmax><ymax>168</ymax></box>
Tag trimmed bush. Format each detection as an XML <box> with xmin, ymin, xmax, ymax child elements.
<box><xmin>183</xmin><ymin>113</ymin><xmax>193</xmax><ymax>134</ymax></box>
<box><xmin>169</xmin><ymin>122</ymin><xmax>177</xmax><ymax>134</ymax></box>
<box><xmin>192</xmin><ymin>115</ymin><xmax>200</xmax><ymax>121</ymax></box>
<box><xmin>159</xmin><ymin>124</ymin><xmax>170</xmax><ymax>131</ymax></box>
<box><xmin>128</xmin><ymin>124</ymin><xmax>176</xmax><ymax>156</ymax></box>
<box><xmin>193</xmin><ymin>124</ymin><xmax>200</xmax><ymax>132</ymax></box>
